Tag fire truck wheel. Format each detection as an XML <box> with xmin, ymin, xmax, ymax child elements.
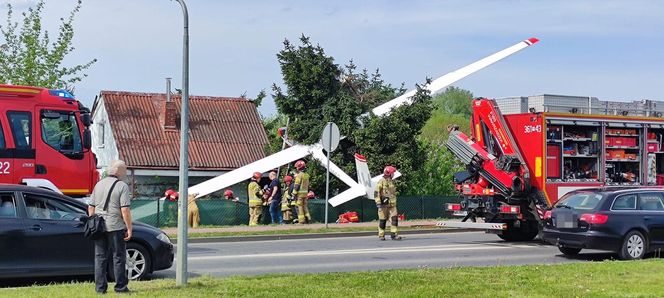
<box><xmin>497</xmin><ymin>221</ymin><xmax>538</xmax><ymax>242</ymax></box>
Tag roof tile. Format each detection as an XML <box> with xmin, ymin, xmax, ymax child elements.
<box><xmin>99</xmin><ymin>91</ymin><xmax>268</xmax><ymax>170</ymax></box>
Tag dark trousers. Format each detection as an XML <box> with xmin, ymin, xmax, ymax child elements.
<box><xmin>94</xmin><ymin>230</ymin><xmax>128</xmax><ymax>293</ymax></box>
<box><xmin>269</xmin><ymin>200</ymin><xmax>283</xmax><ymax>224</ymax></box>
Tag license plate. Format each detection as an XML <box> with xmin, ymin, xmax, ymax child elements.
<box><xmin>555</xmin><ymin>213</ymin><xmax>577</xmax><ymax>228</ymax></box>
<box><xmin>453</xmin><ymin>211</ymin><xmax>468</xmax><ymax>217</ymax></box>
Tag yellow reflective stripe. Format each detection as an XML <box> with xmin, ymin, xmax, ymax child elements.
<box><xmin>475</xmin><ymin>123</ymin><xmax>481</xmax><ymax>142</ymax></box>
<box><xmin>0</xmin><ymin>87</ymin><xmax>40</xmax><ymax>94</ymax></box>
<box><xmin>535</xmin><ymin>157</ymin><xmax>542</xmax><ymax>178</ymax></box>
<box><xmin>60</xmin><ymin>189</ymin><xmax>90</xmax><ymax>194</ymax></box>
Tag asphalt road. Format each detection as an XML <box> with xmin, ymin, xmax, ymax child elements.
<box><xmin>152</xmin><ymin>231</ymin><xmax>616</xmax><ymax>279</ymax></box>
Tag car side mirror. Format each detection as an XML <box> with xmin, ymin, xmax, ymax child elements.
<box><xmin>77</xmin><ymin>214</ymin><xmax>89</xmax><ymax>222</ymax></box>
<box><xmin>83</xmin><ymin>128</ymin><xmax>92</xmax><ymax>150</ymax></box>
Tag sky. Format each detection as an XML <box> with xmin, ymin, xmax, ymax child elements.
<box><xmin>2</xmin><ymin>0</ymin><xmax>664</xmax><ymax>117</ymax></box>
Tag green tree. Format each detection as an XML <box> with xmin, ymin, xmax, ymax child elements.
<box><xmin>272</xmin><ymin>35</ymin><xmax>432</xmax><ymax>195</ymax></box>
<box><xmin>0</xmin><ymin>0</ymin><xmax>96</xmax><ymax>91</ymax></box>
<box><xmin>433</xmin><ymin>86</ymin><xmax>473</xmax><ymax>117</ymax></box>
<box><xmin>406</xmin><ymin>138</ymin><xmax>465</xmax><ymax>195</ymax></box>
<box><xmin>353</xmin><ymin>83</ymin><xmax>434</xmax><ymax>193</ymax></box>
<box><xmin>421</xmin><ymin>87</ymin><xmax>473</xmax><ymax>143</ymax></box>
<box><xmin>262</xmin><ymin>113</ymin><xmax>288</xmax><ymax>155</ymax></box>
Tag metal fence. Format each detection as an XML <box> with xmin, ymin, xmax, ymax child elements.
<box><xmin>131</xmin><ymin>195</ymin><xmax>460</xmax><ymax>227</ymax></box>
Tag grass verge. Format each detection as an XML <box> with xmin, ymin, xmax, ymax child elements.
<box><xmin>3</xmin><ymin>260</ymin><xmax>664</xmax><ymax>297</ymax></box>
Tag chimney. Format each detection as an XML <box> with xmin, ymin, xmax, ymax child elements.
<box><xmin>163</xmin><ymin>78</ymin><xmax>177</xmax><ymax>130</ymax></box>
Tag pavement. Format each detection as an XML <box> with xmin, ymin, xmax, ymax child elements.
<box><xmin>162</xmin><ymin>219</ymin><xmax>462</xmax><ymax>243</ymax></box>
<box><xmin>151</xmin><ymin>231</ymin><xmax>616</xmax><ymax>279</ymax></box>
<box><xmin>162</xmin><ymin>219</ymin><xmax>442</xmax><ymax>234</ymax></box>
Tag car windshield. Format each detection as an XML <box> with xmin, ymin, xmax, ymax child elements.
<box><xmin>555</xmin><ymin>192</ymin><xmax>603</xmax><ymax>210</ymax></box>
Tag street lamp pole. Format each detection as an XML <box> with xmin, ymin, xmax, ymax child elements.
<box><xmin>172</xmin><ymin>0</ymin><xmax>190</xmax><ymax>287</ymax></box>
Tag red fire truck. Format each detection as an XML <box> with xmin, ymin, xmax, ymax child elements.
<box><xmin>444</xmin><ymin>94</ymin><xmax>664</xmax><ymax>241</ymax></box>
<box><xmin>0</xmin><ymin>84</ymin><xmax>98</xmax><ymax>197</ymax></box>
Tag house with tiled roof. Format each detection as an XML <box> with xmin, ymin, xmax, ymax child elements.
<box><xmin>91</xmin><ymin>89</ymin><xmax>268</xmax><ymax>198</ymax></box>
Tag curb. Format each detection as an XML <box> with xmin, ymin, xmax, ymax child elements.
<box><xmin>172</xmin><ymin>228</ymin><xmax>479</xmax><ymax>244</ymax></box>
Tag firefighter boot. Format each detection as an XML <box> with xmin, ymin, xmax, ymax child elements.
<box><xmin>378</xmin><ymin>219</ymin><xmax>387</xmax><ymax>240</ymax></box>
<box><xmin>390</xmin><ymin>216</ymin><xmax>401</xmax><ymax>240</ymax></box>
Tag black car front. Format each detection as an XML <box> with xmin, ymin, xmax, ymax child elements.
<box><xmin>542</xmin><ymin>190</ymin><xmax>622</xmax><ymax>252</ymax></box>
<box><xmin>132</xmin><ymin>222</ymin><xmax>174</xmax><ymax>272</ymax></box>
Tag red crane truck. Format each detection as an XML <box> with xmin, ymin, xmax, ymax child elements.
<box><xmin>0</xmin><ymin>84</ymin><xmax>98</xmax><ymax>197</ymax></box>
<box><xmin>443</xmin><ymin>94</ymin><xmax>664</xmax><ymax>241</ymax></box>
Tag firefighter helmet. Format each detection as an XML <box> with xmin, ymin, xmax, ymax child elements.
<box><xmin>383</xmin><ymin>166</ymin><xmax>397</xmax><ymax>177</ymax></box>
<box><xmin>164</xmin><ymin>189</ymin><xmax>178</xmax><ymax>201</ymax></box>
<box><xmin>252</xmin><ymin>172</ymin><xmax>262</xmax><ymax>180</ymax></box>
<box><xmin>284</xmin><ymin>175</ymin><xmax>293</xmax><ymax>183</ymax></box>
<box><xmin>224</xmin><ymin>189</ymin><xmax>234</xmax><ymax>198</ymax></box>
<box><xmin>307</xmin><ymin>191</ymin><xmax>315</xmax><ymax>199</ymax></box>
<box><xmin>294</xmin><ymin>160</ymin><xmax>306</xmax><ymax>170</ymax></box>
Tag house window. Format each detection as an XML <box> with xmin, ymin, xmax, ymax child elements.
<box><xmin>98</xmin><ymin>121</ymin><xmax>105</xmax><ymax>147</ymax></box>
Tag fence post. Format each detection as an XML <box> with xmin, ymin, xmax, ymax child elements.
<box><xmin>156</xmin><ymin>197</ymin><xmax>161</xmax><ymax>227</ymax></box>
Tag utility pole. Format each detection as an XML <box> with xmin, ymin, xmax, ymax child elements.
<box><xmin>171</xmin><ymin>0</ymin><xmax>190</xmax><ymax>287</ymax></box>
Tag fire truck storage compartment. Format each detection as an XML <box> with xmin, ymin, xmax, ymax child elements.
<box><xmin>605</xmin><ymin>122</ymin><xmax>642</xmax><ymax>185</ymax></box>
<box><xmin>646</xmin><ymin>124</ymin><xmax>664</xmax><ymax>185</ymax></box>
<box><xmin>546</xmin><ymin>120</ymin><xmax>600</xmax><ymax>182</ymax></box>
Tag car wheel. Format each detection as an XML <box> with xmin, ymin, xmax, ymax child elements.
<box><xmin>558</xmin><ymin>246</ymin><xmax>582</xmax><ymax>256</ymax></box>
<box><xmin>619</xmin><ymin>230</ymin><xmax>647</xmax><ymax>260</ymax></box>
<box><xmin>126</xmin><ymin>242</ymin><xmax>151</xmax><ymax>280</ymax></box>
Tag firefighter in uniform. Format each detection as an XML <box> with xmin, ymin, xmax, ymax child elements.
<box><xmin>248</xmin><ymin>172</ymin><xmax>264</xmax><ymax>226</ymax></box>
<box><xmin>375</xmin><ymin>166</ymin><xmax>401</xmax><ymax>240</ymax></box>
<box><xmin>224</xmin><ymin>189</ymin><xmax>240</xmax><ymax>202</ymax></box>
<box><xmin>187</xmin><ymin>192</ymin><xmax>200</xmax><ymax>228</ymax></box>
<box><xmin>164</xmin><ymin>190</ymin><xmax>201</xmax><ymax>228</ymax></box>
<box><xmin>292</xmin><ymin>160</ymin><xmax>311</xmax><ymax>224</ymax></box>
<box><xmin>281</xmin><ymin>175</ymin><xmax>294</xmax><ymax>223</ymax></box>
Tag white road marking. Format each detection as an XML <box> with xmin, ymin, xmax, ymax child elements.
<box><xmin>188</xmin><ymin>243</ymin><xmax>538</xmax><ymax>261</ymax></box>
<box><xmin>185</xmin><ymin>231</ymin><xmax>484</xmax><ymax>246</ymax></box>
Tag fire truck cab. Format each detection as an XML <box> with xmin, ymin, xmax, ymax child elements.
<box><xmin>0</xmin><ymin>84</ymin><xmax>98</xmax><ymax>197</ymax></box>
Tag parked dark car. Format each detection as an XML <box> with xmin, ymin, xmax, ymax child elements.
<box><xmin>0</xmin><ymin>184</ymin><xmax>173</xmax><ymax>280</ymax></box>
<box><xmin>542</xmin><ymin>187</ymin><xmax>664</xmax><ymax>260</ymax></box>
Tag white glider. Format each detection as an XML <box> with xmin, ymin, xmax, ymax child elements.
<box><xmin>187</xmin><ymin>37</ymin><xmax>539</xmax><ymax>205</ymax></box>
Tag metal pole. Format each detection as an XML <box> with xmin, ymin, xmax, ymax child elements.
<box><xmin>325</xmin><ymin>124</ymin><xmax>331</xmax><ymax>229</ymax></box>
<box><xmin>156</xmin><ymin>196</ymin><xmax>160</xmax><ymax>227</ymax></box>
<box><xmin>173</xmin><ymin>0</ymin><xmax>190</xmax><ymax>287</ymax></box>
<box><xmin>159</xmin><ymin>78</ymin><xmax>171</xmax><ymax>228</ymax></box>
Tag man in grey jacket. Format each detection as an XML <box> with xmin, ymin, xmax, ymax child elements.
<box><xmin>88</xmin><ymin>160</ymin><xmax>133</xmax><ymax>294</ymax></box>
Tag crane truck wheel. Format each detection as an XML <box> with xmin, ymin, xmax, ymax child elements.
<box><xmin>497</xmin><ymin>221</ymin><xmax>538</xmax><ymax>242</ymax></box>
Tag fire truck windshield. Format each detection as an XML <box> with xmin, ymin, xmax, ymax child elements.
<box><xmin>41</xmin><ymin>111</ymin><xmax>83</xmax><ymax>155</ymax></box>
